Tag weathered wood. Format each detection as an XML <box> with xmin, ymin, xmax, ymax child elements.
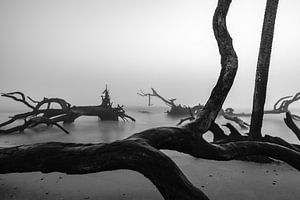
<box><xmin>229</xmin><ymin>92</ymin><xmax>300</xmax><ymax>121</ymax></box>
<box><xmin>284</xmin><ymin>112</ymin><xmax>300</xmax><ymax>141</ymax></box>
<box><xmin>0</xmin><ymin>117</ymin><xmax>69</xmax><ymax>134</ymax></box>
<box><xmin>0</xmin><ymin>88</ymin><xmax>135</xmax><ymax>134</ymax></box>
<box><xmin>138</xmin><ymin>88</ymin><xmax>192</xmax><ymax>115</ymax></box>
<box><xmin>1</xmin><ymin>92</ymin><xmax>35</xmax><ymax>109</ymax></box>
<box><xmin>186</xmin><ymin>0</ymin><xmax>238</xmax><ymax>134</ymax></box>
<box><xmin>250</xmin><ymin>0</ymin><xmax>279</xmax><ymax>139</ymax></box>
<box><xmin>209</xmin><ymin>122</ymin><xmax>228</xmax><ymax>142</ymax></box>
<box><xmin>220</xmin><ymin>109</ymin><xmax>249</xmax><ymax>129</ymax></box>
<box><xmin>0</xmin><ymin>140</ymin><xmax>209</xmax><ymax>200</ymax></box>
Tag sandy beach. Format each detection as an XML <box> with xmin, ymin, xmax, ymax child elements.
<box><xmin>0</xmin><ymin>150</ymin><xmax>299</xmax><ymax>200</ymax></box>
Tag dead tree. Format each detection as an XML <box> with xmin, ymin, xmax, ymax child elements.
<box><xmin>0</xmin><ymin>1</ymin><xmax>300</xmax><ymax>200</ymax></box>
<box><xmin>138</xmin><ymin>88</ymin><xmax>194</xmax><ymax>115</ymax></box>
<box><xmin>268</xmin><ymin>93</ymin><xmax>300</xmax><ymax>120</ymax></box>
<box><xmin>250</xmin><ymin>0</ymin><xmax>280</xmax><ymax>139</ymax></box>
<box><xmin>0</xmin><ymin>87</ymin><xmax>135</xmax><ymax>134</ymax></box>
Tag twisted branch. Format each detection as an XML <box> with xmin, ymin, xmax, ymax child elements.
<box><xmin>1</xmin><ymin>92</ymin><xmax>35</xmax><ymax>109</ymax></box>
<box><xmin>186</xmin><ymin>0</ymin><xmax>238</xmax><ymax>134</ymax></box>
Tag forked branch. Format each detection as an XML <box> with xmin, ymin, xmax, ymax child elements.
<box><xmin>1</xmin><ymin>92</ymin><xmax>35</xmax><ymax>109</ymax></box>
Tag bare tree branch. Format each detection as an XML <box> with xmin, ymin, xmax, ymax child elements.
<box><xmin>1</xmin><ymin>92</ymin><xmax>35</xmax><ymax>109</ymax></box>
<box><xmin>284</xmin><ymin>112</ymin><xmax>300</xmax><ymax>141</ymax></box>
<box><xmin>0</xmin><ymin>116</ymin><xmax>69</xmax><ymax>134</ymax></box>
<box><xmin>225</xmin><ymin>92</ymin><xmax>300</xmax><ymax>120</ymax></box>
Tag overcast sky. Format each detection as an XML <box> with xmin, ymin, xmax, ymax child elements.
<box><xmin>0</xmin><ymin>0</ymin><xmax>299</xmax><ymax>110</ymax></box>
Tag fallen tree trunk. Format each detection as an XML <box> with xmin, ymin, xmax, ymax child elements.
<box><xmin>0</xmin><ymin>87</ymin><xmax>135</xmax><ymax>134</ymax></box>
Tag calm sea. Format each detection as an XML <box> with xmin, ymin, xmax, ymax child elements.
<box><xmin>0</xmin><ymin>106</ymin><xmax>299</xmax><ymax>147</ymax></box>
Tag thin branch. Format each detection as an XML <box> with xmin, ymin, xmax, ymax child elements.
<box><xmin>27</xmin><ymin>96</ymin><xmax>40</xmax><ymax>104</ymax></box>
<box><xmin>1</xmin><ymin>92</ymin><xmax>35</xmax><ymax>109</ymax></box>
<box><xmin>150</xmin><ymin>88</ymin><xmax>176</xmax><ymax>107</ymax></box>
<box><xmin>273</xmin><ymin>95</ymin><xmax>292</xmax><ymax>110</ymax></box>
<box><xmin>177</xmin><ymin>107</ymin><xmax>195</xmax><ymax>126</ymax></box>
<box><xmin>0</xmin><ymin>116</ymin><xmax>69</xmax><ymax>134</ymax></box>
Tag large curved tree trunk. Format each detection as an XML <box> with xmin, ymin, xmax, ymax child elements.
<box><xmin>186</xmin><ymin>0</ymin><xmax>238</xmax><ymax>135</ymax></box>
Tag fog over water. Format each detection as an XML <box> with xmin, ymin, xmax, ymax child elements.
<box><xmin>1</xmin><ymin>107</ymin><xmax>299</xmax><ymax>146</ymax></box>
<box><xmin>0</xmin><ymin>0</ymin><xmax>299</xmax><ymax>110</ymax></box>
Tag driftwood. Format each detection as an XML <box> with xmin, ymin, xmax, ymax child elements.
<box><xmin>138</xmin><ymin>88</ymin><xmax>249</xmax><ymax>129</ymax></box>
<box><xmin>225</xmin><ymin>92</ymin><xmax>300</xmax><ymax>120</ymax></box>
<box><xmin>284</xmin><ymin>112</ymin><xmax>300</xmax><ymax>141</ymax></box>
<box><xmin>137</xmin><ymin>88</ymin><xmax>202</xmax><ymax>115</ymax></box>
<box><xmin>249</xmin><ymin>0</ymin><xmax>279</xmax><ymax>139</ymax></box>
<box><xmin>0</xmin><ymin>87</ymin><xmax>135</xmax><ymax>134</ymax></box>
<box><xmin>1</xmin><ymin>1</ymin><xmax>300</xmax><ymax>200</ymax></box>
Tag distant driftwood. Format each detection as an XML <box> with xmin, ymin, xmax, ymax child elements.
<box><xmin>0</xmin><ymin>87</ymin><xmax>135</xmax><ymax>134</ymax></box>
<box><xmin>224</xmin><ymin>92</ymin><xmax>300</xmax><ymax>121</ymax></box>
<box><xmin>138</xmin><ymin>88</ymin><xmax>249</xmax><ymax>129</ymax></box>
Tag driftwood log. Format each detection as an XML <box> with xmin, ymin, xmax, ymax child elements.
<box><xmin>0</xmin><ymin>87</ymin><xmax>135</xmax><ymax>134</ymax></box>
<box><xmin>138</xmin><ymin>88</ymin><xmax>249</xmax><ymax>129</ymax></box>
<box><xmin>0</xmin><ymin>1</ymin><xmax>299</xmax><ymax>200</ymax></box>
<box><xmin>138</xmin><ymin>88</ymin><xmax>203</xmax><ymax>115</ymax></box>
<box><xmin>224</xmin><ymin>92</ymin><xmax>300</xmax><ymax>121</ymax></box>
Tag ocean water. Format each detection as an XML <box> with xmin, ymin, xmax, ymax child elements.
<box><xmin>0</xmin><ymin>106</ymin><xmax>299</xmax><ymax>147</ymax></box>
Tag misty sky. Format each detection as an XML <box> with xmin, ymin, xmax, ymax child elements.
<box><xmin>0</xmin><ymin>0</ymin><xmax>299</xmax><ymax>111</ymax></box>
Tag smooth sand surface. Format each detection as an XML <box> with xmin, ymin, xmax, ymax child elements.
<box><xmin>0</xmin><ymin>150</ymin><xmax>299</xmax><ymax>200</ymax></box>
